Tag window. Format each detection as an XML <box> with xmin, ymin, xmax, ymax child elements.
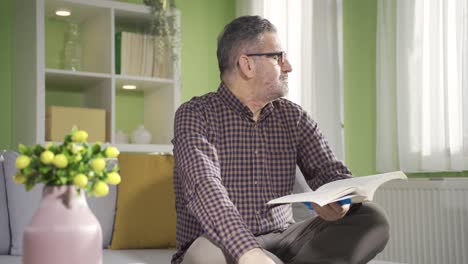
<box><xmin>376</xmin><ymin>0</ymin><xmax>468</xmax><ymax>172</ymax></box>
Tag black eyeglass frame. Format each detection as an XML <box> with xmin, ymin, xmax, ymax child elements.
<box><xmin>245</xmin><ymin>51</ymin><xmax>286</xmax><ymax>65</ymax></box>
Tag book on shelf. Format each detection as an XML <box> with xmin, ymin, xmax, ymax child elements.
<box><xmin>115</xmin><ymin>31</ymin><xmax>172</xmax><ymax>78</ymax></box>
<box><xmin>267</xmin><ymin>171</ymin><xmax>407</xmax><ymax>207</ymax></box>
<box><xmin>141</xmin><ymin>34</ymin><xmax>154</xmax><ymax>77</ymax></box>
<box><xmin>129</xmin><ymin>32</ymin><xmax>142</xmax><ymax>76</ymax></box>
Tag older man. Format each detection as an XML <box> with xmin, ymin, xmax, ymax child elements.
<box><xmin>171</xmin><ymin>15</ymin><xmax>389</xmax><ymax>264</ymax></box>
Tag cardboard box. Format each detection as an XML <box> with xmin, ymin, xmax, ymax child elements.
<box><xmin>46</xmin><ymin>106</ymin><xmax>107</xmax><ymax>142</ymax></box>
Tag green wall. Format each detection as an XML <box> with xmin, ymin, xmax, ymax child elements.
<box><xmin>0</xmin><ymin>0</ymin><xmax>13</xmax><ymax>150</ymax></box>
<box><xmin>176</xmin><ymin>0</ymin><xmax>235</xmax><ymax>102</ymax></box>
<box><xmin>115</xmin><ymin>90</ymin><xmax>145</xmax><ymax>136</ymax></box>
<box><xmin>343</xmin><ymin>0</ymin><xmax>377</xmax><ymax>176</ymax></box>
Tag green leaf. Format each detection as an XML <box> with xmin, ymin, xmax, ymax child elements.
<box><xmin>91</xmin><ymin>143</ymin><xmax>101</xmax><ymax>154</ymax></box>
<box><xmin>18</xmin><ymin>144</ymin><xmax>28</xmax><ymax>154</ymax></box>
<box><xmin>56</xmin><ymin>169</ymin><xmax>66</xmax><ymax>177</ymax></box>
<box><xmin>19</xmin><ymin>144</ymin><xmax>33</xmax><ymax>156</ymax></box>
<box><xmin>22</xmin><ymin>167</ymin><xmax>34</xmax><ymax>176</ymax></box>
<box><xmin>42</xmin><ymin>171</ymin><xmax>53</xmax><ymax>181</ymax></box>
<box><xmin>48</xmin><ymin>144</ymin><xmax>59</xmax><ymax>153</ymax></box>
<box><xmin>33</xmin><ymin>144</ymin><xmax>45</xmax><ymax>156</ymax></box>
<box><xmin>64</xmin><ymin>134</ymin><xmax>72</xmax><ymax>144</ymax></box>
<box><xmin>39</xmin><ymin>166</ymin><xmax>52</xmax><ymax>174</ymax></box>
<box><xmin>59</xmin><ymin>176</ymin><xmax>68</xmax><ymax>184</ymax></box>
<box><xmin>87</xmin><ymin>146</ymin><xmax>93</xmax><ymax>159</ymax></box>
<box><xmin>19</xmin><ymin>144</ymin><xmax>32</xmax><ymax>155</ymax></box>
<box><xmin>34</xmin><ymin>174</ymin><xmax>45</xmax><ymax>184</ymax></box>
<box><xmin>25</xmin><ymin>183</ymin><xmax>34</xmax><ymax>191</ymax></box>
<box><xmin>30</xmin><ymin>157</ymin><xmax>40</xmax><ymax>168</ymax></box>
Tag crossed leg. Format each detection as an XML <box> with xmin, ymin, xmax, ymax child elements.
<box><xmin>182</xmin><ymin>202</ymin><xmax>389</xmax><ymax>264</ymax></box>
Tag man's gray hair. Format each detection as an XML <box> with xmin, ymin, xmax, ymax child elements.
<box><xmin>217</xmin><ymin>15</ymin><xmax>277</xmax><ymax>79</ymax></box>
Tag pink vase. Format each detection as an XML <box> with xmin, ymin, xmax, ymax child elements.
<box><xmin>23</xmin><ymin>185</ymin><xmax>102</xmax><ymax>264</ymax></box>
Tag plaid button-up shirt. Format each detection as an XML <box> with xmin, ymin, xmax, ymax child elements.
<box><xmin>171</xmin><ymin>83</ymin><xmax>351</xmax><ymax>263</ymax></box>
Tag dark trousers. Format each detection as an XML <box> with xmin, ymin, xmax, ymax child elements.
<box><xmin>182</xmin><ymin>202</ymin><xmax>390</xmax><ymax>264</ymax></box>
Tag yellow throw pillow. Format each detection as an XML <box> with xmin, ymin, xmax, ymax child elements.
<box><xmin>110</xmin><ymin>153</ymin><xmax>176</xmax><ymax>249</ymax></box>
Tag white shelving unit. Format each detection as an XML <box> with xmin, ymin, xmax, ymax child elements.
<box><xmin>13</xmin><ymin>0</ymin><xmax>181</xmax><ymax>153</ymax></box>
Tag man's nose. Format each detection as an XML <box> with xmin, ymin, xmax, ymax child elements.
<box><xmin>282</xmin><ymin>59</ymin><xmax>292</xmax><ymax>73</ymax></box>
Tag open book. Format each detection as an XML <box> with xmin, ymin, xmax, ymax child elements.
<box><xmin>268</xmin><ymin>171</ymin><xmax>407</xmax><ymax>207</ymax></box>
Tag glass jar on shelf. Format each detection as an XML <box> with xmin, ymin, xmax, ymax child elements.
<box><xmin>63</xmin><ymin>22</ymin><xmax>82</xmax><ymax>71</ymax></box>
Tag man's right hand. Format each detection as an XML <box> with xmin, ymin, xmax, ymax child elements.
<box><xmin>238</xmin><ymin>248</ymin><xmax>276</xmax><ymax>264</ymax></box>
<box><xmin>311</xmin><ymin>202</ymin><xmax>350</xmax><ymax>221</ymax></box>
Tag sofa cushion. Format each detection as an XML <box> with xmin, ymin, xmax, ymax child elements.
<box><xmin>0</xmin><ymin>151</ymin><xmax>11</xmax><ymax>254</ymax></box>
<box><xmin>110</xmin><ymin>153</ymin><xmax>176</xmax><ymax>249</ymax></box>
<box><xmin>3</xmin><ymin>151</ymin><xmax>117</xmax><ymax>255</ymax></box>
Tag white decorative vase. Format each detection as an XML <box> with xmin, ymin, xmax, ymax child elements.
<box><xmin>115</xmin><ymin>130</ymin><xmax>129</xmax><ymax>144</ymax></box>
<box><xmin>131</xmin><ymin>125</ymin><xmax>152</xmax><ymax>144</ymax></box>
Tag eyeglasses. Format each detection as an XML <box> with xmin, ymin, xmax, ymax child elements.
<box><xmin>246</xmin><ymin>51</ymin><xmax>287</xmax><ymax>65</ymax></box>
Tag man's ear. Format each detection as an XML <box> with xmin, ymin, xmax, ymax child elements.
<box><xmin>238</xmin><ymin>55</ymin><xmax>255</xmax><ymax>78</ymax></box>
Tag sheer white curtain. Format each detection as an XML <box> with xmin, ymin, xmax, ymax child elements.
<box><xmin>236</xmin><ymin>0</ymin><xmax>345</xmax><ymax>160</ymax></box>
<box><xmin>377</xmin><ymin>0</ymin><xmax>468</xmax><ymax>172</ymax></box>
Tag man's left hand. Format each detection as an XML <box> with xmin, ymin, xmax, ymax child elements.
<box><xmin>311</xmin><ymin>202</ymin><xmax>350</xmax><ymax>221</ymax></box>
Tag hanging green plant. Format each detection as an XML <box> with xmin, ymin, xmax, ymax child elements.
<box><xmin>144</xmin><ymin>0</ymin><xmax>180</xmax><ymax>65</ymax></box>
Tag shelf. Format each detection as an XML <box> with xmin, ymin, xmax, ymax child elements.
<box><xmin>13</xmin><ymin>0</ymin><xmax>180</xmax><ymax>153</ymax></box>
<box><xmin>45</xmin><ymin>142</ymin><xmax>172</xmax><ymax>153</ymax></box>
<box><xmin>46</xmin><ymin>68</ymin><xmax>111</xmax><ymax>80</ymax></box>
<box><xmin>46</xmin><ymin>69</ymin><xmax>111</xmax><ymax>91</ymax></box>
<box><xmin>113</xmin><ymin>143</ymin><xmax>173</xmax><ymax>153</ymax></box>
<box><xmin>115</xmin><ymin>75</ymin><xmax>173</xmax><ymax>91</ymax></box>
<box><xmin>114</xmin><ymin>5</ymin><xmax>152</xmax><ymax>29</ymax></box>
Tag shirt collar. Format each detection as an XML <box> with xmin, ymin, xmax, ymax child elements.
<box><xmin>217</xmin><ymin>83</ymin><xmax>275</xmax><ymax>122</ymax></box>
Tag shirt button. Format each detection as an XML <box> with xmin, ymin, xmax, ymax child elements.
<box><xmin>254</xmin><ymin>181</ymin><xmax>258</xmax><ymax>185</ymax></box>
<box><xmin>254</xmin><ymin>150</ymin><xmax>259</xmax><ymax>155</ymax></box>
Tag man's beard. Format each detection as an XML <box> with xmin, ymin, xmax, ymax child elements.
<box><xmin>263</xmin><ymin>74</ymin><xmax>289</xmax><ymax>101</ymax></box>
<box><xmin>278</xmin><ymin>74</ymin><xmax>289</xmax><ymax>95</ymax></box>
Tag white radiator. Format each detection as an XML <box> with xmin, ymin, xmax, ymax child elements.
<box><xmin>373</xmin><ymin>178</ymin><xmax>468</xmax><ymax>264</ymax></box>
